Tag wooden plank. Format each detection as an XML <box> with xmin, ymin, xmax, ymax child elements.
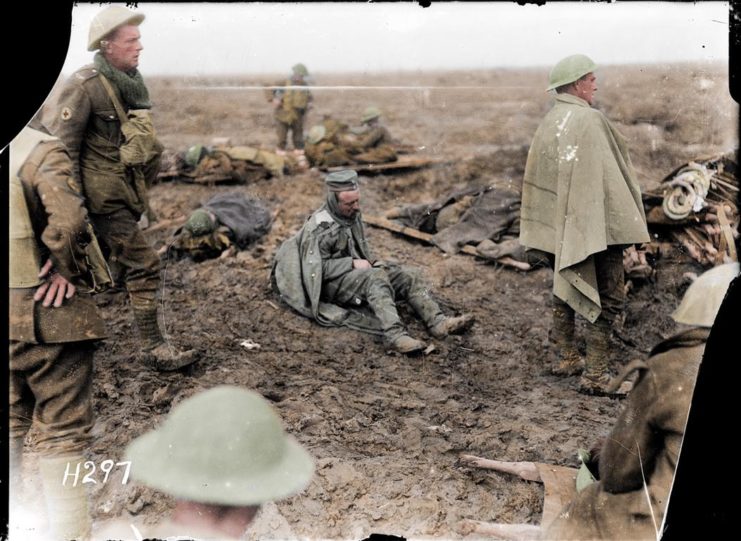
<box><xmin>534</xmin><ymin>463</ymin><xmax>578</xmax><ymax>529</ymax></box>
<box><xmin>457</xmin><ymin>455</ymin><xmax>578</xmax><ymax>538</ymax></box>
<box><xmin>457</xmin><ymin>520</ymin><xmax>541</xmax><ymax>540</ymax></box>
<box><xmin>717</xmin><ymin>206</ymin><xmax>738</xmax><ymax>262</ymax></box>
<box><xmin>459</xmin><ymin>455</ymin><xmax>541</xmax><ymax>482</ymax></box>
<box><xmin>323</xmin><ymin>154</ymin><xmax>450</xmax><ymax>173</ymax></box>
<box><xmin>363</xmin><ymin>214</ymin><xmax>531</xmax><ymax>270</ymax></box>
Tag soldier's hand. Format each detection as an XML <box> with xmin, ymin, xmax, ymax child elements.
<box><xmin>352</xmin><ymin>259</ymin><xmax>372</xmax><ymax>270</ymax></box>
<box><xmin>34</xmin><ymin>259</ymin><xmax>76</xmax><ymax>307</ymax></box>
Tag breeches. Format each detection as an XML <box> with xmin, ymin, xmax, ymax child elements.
<box><xmin>9</xmin><ymin>340</ymin><xmax>95</xmax><ymax>455</ymax></box>
<box><xmin>90</xmin><ymin>208</ymin><xmax>161</xmax><ymax>297</ymax></box>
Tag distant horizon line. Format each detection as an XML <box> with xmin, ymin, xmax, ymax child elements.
<box><xmin>57</xmin><ymin>59</ymin><xmax>729</xmax><ymax>79</ymax></box>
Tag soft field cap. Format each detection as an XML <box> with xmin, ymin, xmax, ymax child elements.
<box><xmin>325</xmin><ymin>169</ymin><xmax>359</xmax><ymax>192</ymax></box>
<box><xmin>125</xmin><ymin>386</ymin><xmax>315</xmax><ymax>506</ymax></box>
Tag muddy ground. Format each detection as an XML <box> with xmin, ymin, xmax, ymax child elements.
<box><xmin>24</xmin><ymin>64</ymin><xmax>737</xmax><ymax>539</ymax></box>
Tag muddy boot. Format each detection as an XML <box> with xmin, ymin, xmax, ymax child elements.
<box><xmin>550</xmin><ymin>301</ymin><xmax>584</xmax><ymax>376</ymax></box>
<box><xmin>386</xmin><ymin>333</ymin><xmax>426</xmax><ymax>355</ymax></box>
<box><xmin>132</xmin><ymin>303</ymin><xmax>197</xmax><ymax>371</ymax></box>
<box><xmin>406</xmin><ymin>291</ymin><xmax>467</xmax><ymax>339</ymax></box>
<box><xmin>579</xmin><ymin>319</ymin><xmax>613</xmax><ymax>395</ymax></box>
<box><xmin>39</xmin><ymin>455</ymin><xmax>91</xmax><ymax>540</ymax></box>
<box><xmin>429</xmin><ymin>314</ymin><xmax>475</xmax><ymax>339</ymax></box>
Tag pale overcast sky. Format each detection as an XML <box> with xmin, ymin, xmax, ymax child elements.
<box><xmin>59</xmin><ymin>2</ymin><xmax>731</xmax><ymax>76</ymax></box>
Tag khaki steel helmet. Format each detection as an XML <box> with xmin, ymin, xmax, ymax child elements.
<box><xmin>88</xmin><ymin>5</ymin><xmax>145</xmax><ymax>52</ymax></box>
<box><xmin>307</xmin><ymin>125</ymin><xmax>326</xmax><ymax>145</ymax></box>
<box><xmin>183</xmin><ymin>209</ymin><xmax>216</xmax><ymax>237</ymax></box>
<box><xmin>361</xmin><ymin>106</ymin><xmax>382</xmax><ymax>124</ymax></box>
<box><xmin>125</xmin><ymin>386</ymin><xmax>315</xmax><ymax>506</ymax></box>
<box><xmin>292</xmin><ymin>63</ymin><xmax>309</xmax><ymax>77</ymax></box>
<box><xmin>546</xmin><ymin>54</ymin><xmax>597</xmax><ymax>91</ymax></box>
<box><xmin>184</xmin><ymin>144</ymin><xmax>208</xmax><ymax>168</ymax></box>
<box><xmin>671</xmin><ymin>262</ymin><xmax>739</xmax><ymax>327</ymax></box>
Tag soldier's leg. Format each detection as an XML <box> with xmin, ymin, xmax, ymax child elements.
<box><xmin>91</xmin><ymin>210</ymin><xmax>195</xmax><ymax>370</ymax></box>
<box><xmin>580</xmin><ymin>246</ymin><xmax>625</xmax><ymax>394</ymax></box>
<box><xmin>292</xmin><ymin>112</ymin><xmax>306</xmax><ymax>150</ymax></box>
<box><xmin>19</xmin><ymin>341</ymin><xmax>94</xmax><ymax>539</ymax></box>
<box><xmin>551</xmin><ymin>297</ymin><xmax>583</xmax><ymax>376</ymax></box>
<box><xmin>275</xmin><ymin>120</ymin><xmax>289</xmax><ymax>151</ymax></box>
<box><xmin>9</xmin><ymin>341</ymin><xmax>36</xmax><ymax>502</ymax></box>
<box><xmin>323</xmin><ymin>268</ymin><xmax>425</xmax><ymax>353</ymax></box>
<box><xmin>387</xmin><ymin>264</ymin><xmax>473</xmax><ymax>338</ymax></box>
<box><xmin>386</xmin><ymin>265</ymin><xmax>444</xmax><ymax>327</ymax></box>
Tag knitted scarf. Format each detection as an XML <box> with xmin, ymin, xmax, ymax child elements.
<box><xmin>94</xmin><ymin>52</ymin><xmax>151</xmax><ymax>109</ymax></box>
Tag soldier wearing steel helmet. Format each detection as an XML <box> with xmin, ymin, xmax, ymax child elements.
<box><xmin>544</xmin><ymin>262</ymin><xmax>739</xmax><ymax>540</ymax></box>
<box><xmin>348</xmin><ymin>106</ymin><xmax>399</xmax><ymax>164</ymax></box>
<box><xmin>519</xmin><ymin>54</ymin><xmax>650</xmax><ymax>394</ymax></box>
<box><xmin>304</xmin><ymin>117</ymin><xmax>356</xmax><ymax>168</ymax></box>
<box><xmin>94</xmin><ymin>386</ymin><xmax>315</xmax><ymax>540</ymax></box>
<box><xmin>42</xmin><ymin>5</ymin><xmax>196</xmax><ymax>371</ymax></box>
<box><xmin>270</xmin><ymin>63</ymin><xmax>313</xmax><ymax>155</ymax></box>
<box><xmin>272</xmin><ymin>169</ymin><xmax>474</xmax><ymax>354</ymax></box>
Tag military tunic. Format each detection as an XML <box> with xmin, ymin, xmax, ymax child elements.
<box><xmin>305</xmin><ymin>118</ymin><xmax>355</xmax><ymax>167</ymax></box>
<box><xmin>272</xmin><ymin>202</ymin><xmax>444</xmax><ymax>339</ymax></box>
<box><xmin>9</xmin><ymin>128</ymin><xmax>106</xmax><ymax>456</ymax></box>
<box><xmin>545</xmin><ymin>328</ymin><xmax>709</xmax><ymax>540</ymax></box>
<box><xmin>43</xmin><ymin>63</ymin><xmax>162</xmax><ymax>299</ymax></box>
<box><xmin>351</xmin><ymin>125</ymin><xmax>398</xmax><ymax>164</ymax></box>
<box><xmin>273</xmin><ymin>79</ymin><xmax>312</xmax><ymax>150</ymax></box>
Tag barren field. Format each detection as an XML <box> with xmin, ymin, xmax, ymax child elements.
<box><xmin>23</xmin><ymin>64</ymin><xmax>738</xmax><ymax>539</ymax></box>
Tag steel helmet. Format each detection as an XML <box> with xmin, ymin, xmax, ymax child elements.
<box><xmin>125</xmin><ymin>386</ymin><xmax>315</xmax><ymax>506</ymax></box>
<box><xmin>292</xmin><ymin>63</ymin><xmax>309</xmax><ymax>77</ymax></box>
<box><xmin>671</xmin><ymin>262</ymin><xmax>739</xmax><ymax>327</ymax></box>
<box><xmin>361</xmin><ymin>106</ymin><xmax>381</xmax><ymax>124</ymax></box>
<box><xmin>183</xmin><ymin>209</ymin><xmax>215</xmax><ymax>237</ymax></box>
<box><xmin>184</xmin><ymin>144</ymin><xmax>208</xmax><ymax>168</ymax></box>
<box><xmin>546</xmin><ymin>54</ymin><xmax>597</xmax><ymax>91</ymax></box>
<box><xmin>88</xmin><ymin>5</ymin><xmax>145</xmax><ymax>52</ymax></box>
<box><xmin>307</xmin><ymin>125</ymin><xmax>326</xmax><ymax>145</ymax></box>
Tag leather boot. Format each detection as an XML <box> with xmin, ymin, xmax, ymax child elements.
<box><xmin>429</xmin><ymin>314</ymin><xmax>475</xmax><ymax>339</ymax></box>
<box><xmin>385</xmin><ymin>333</ymin><xmax>426</xmax><ymax>354</ymax></box>
<box><xmin>550</xmin><ymin>301</ymin><xmax>584</xmax><ymax>376</ymax></box>
<box><xmin>131</xmin><ymin>299</ymin><xmax>197</xmax><ymax>371</ymax></box>
<box><xmin>579</xmin><ymin>319</ymin><xmax>613</xmax><ymax>395</ymax></box>
<box><xmin>39</xmin><ymin>455</ymin><xmax>91</xmax><ymax>540</ymax></box>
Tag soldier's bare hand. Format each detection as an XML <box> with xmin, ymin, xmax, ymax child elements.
<box><xmin>38</xmin><ymin>258</ymin><xmax>55</xmax><ymax>279</ymax></box>
<box><xmin>352</xmin><ymin>259</ymin><xmax>372</xmax><ymax>270</ymax></box>
<box><xmin>34</xmin><ymin>259</ymin><xmax>76</xmax><ymax>307</ymax></box>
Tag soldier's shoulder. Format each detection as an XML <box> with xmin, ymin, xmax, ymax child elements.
<box><xmin>307</xmin><ymin>209</ymin><xmax>337</xmax><ymax>233</ymax></box>
<box><xmin>70</xmin><ymin>64</ymin><xmax>101</xmax><ymax>84</ymax></box>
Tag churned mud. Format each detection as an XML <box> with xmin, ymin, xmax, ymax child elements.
<box><xmin>23</xmin><ymin>65</ymin><xmax>736</xmax><ymax>539</ymax></box>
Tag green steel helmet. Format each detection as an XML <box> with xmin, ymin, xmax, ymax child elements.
<box><xmin>292</xmin><ymin>63</ymin><xmax>309</xmax><ymax>77</ymax></box>
<box><xmin>671</xmin><ymin>262</ymin><xmax>739</xmax><ymax>327</ymax></box>
<box><xmin>183</xmin><ymin>209</ymin><xmax>216</xmax><ymax>236</ymax></box>
<box><xmin>307</xmin><ymin>125</ymin><xmax>326</xmax><ymax>145</ymax></box>
<box><xmin>361</xmin><ymin>106</ymin><xmax>381</xmax><ymax>124</ymax></box>
<box><xmin>88</xmin><ymin>5</ymin><xmax>145</xmax><ymax>52</ymax></box>
<box><xmin>184</xmin><ymin>144</ymin><xmax>208</xmax><ymax>168</ymax></box>
<box><xmin>546</xmin><ymin>54</ymin><xmax>598</xmax><ymax>91</ymax></box>
<box><xmin>125</xmin><ymin>386</ymin><xmax>315</xmax><ymax>506</ymax></box>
